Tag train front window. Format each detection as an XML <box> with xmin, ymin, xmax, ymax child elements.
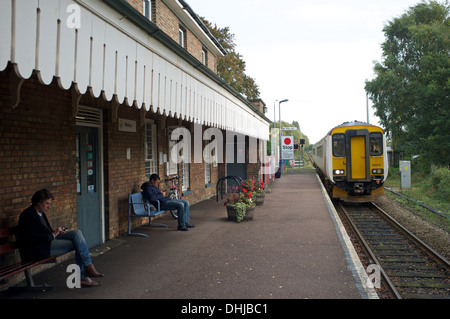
<box><xmin>369</xmin><ymin>133</ymin><xmax>383</xmax><ymax>156</ymax></box>
<box><xmin>332</xmin><ymin>134</ymin><xmax>345</xmax><ymax>157</ymax></box>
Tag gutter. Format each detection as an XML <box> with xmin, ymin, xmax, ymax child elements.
<box><xmin>101</xmin><ymin>0</ymin><xmax>271</xmax><ymax>124</ymax></box>
<box><xmin>177</xmin><ymin>0</ymin><xmax>227</xmax><ymax>56</ymax></box>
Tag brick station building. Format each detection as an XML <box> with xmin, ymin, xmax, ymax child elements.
<box><xmin>0</xmin><ymin>0</ymin><xmax>270</xmax><ymax>258</ymax></box>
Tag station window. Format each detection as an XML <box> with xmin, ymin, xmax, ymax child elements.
<box><xmin>145</xmin><ymin>120</ymin><xmax>157</xmax><ymax>181</ymax></box>
<box><xmin>332</xmin><ymin>134</ymin><xmax>345</xmax><ymax>157</ymax></box>
<box><xmin>369</xmin><ymin>133</ymin><xmax>383</xmax><ymax>156</ymax></box>
<box><xmin>202</xmin><ymin>48</ymin><xmax>208</xmax><ymax>66</ymax></box>
<box><xmin>143</xmin><ymin>0</ymin><xmax>152</xmax><ymax>20</ymax></box>
<box><xmin>179</xmin><ymin>26</ymin><xmax>186</xmax><ymax>49</ymax></box>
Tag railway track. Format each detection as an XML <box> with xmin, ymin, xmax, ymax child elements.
<box><xmin>336</xmin><ymin>202</ymin><xmax>450</xmax><ymax>299</ymax></box>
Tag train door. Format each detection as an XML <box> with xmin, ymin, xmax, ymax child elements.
<box><xmin>351</xmin><ymin>136</ymin><xmax>366</xmax><ymax>179</ymax></box>
<box><xmin>346</xmin><ymin>129</ymin><xmax>370</xmax><ymax>182</ymax></box>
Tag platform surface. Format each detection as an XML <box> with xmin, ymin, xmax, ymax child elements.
<box><xmin>2</xmin><ymin>171</ymin><xmax>374</xmax><ymax>300</ymax></box>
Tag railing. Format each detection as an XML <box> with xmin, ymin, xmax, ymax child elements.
<box><xmin>216</xmin><ymin>176</ymin><xmax>243</xmax><ymax>202</ymax></box>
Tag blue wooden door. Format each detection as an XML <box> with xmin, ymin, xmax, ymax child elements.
<box><xmin>76</xmin><ymin>126</ymin><xmax>101</xmax><ymax>249</ymax></box>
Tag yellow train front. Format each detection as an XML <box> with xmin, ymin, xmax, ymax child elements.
<box><xmin>311</xmin><ymin>121</ymin><xmax>388</xmax><ymax>202</ymax></box>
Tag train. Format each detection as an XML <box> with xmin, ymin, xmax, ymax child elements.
<box><xmin>310</xmin><ymin>121</ymin><xmax>388</xmax><ymax>202</ymax></box>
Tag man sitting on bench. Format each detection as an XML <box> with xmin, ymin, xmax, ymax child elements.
<box><xmin>18</xmin><ymin>189</ymin><xmax>104</xmax><ymax>287</ymax></box>
<box><xmin>141</xmin><ymin>174</ymin><xmax>195</xmax><ymax>231</ymax></box>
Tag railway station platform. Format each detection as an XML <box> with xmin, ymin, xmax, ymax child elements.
<box><xmin>1</xmin><ymin>170</ymin><xmax>378</xmax><ymax>301</ymax></box>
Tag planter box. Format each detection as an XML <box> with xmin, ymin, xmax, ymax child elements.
<box><xmin>226</xmin><ymin>205</ymin><xmax>255</xmax><ymax>222</ymax></box>
<box><xmin>255</xmin><ymin>193</ymin><xmax>265</xmax><ymax>206</ymax></box>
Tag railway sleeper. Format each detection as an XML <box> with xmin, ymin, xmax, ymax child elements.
<box><xmin>383</xmin><ymin>264</ymin><xmax>446</xmax><ymax>271</ymax></box>
<box><xmin>382</xmin><ymin>258</ymin><xmax>428</xmax><ymax>263</ymax></box>
<box><xmin>375</xmin><ymin>251</ymin><xmax>420</xmax><ymax>256</ymax></box>
<box><xmin>387</xmin><ymin>271</ymin><xmax>448</xmax><ymax>278</ymax></box>
<box><xmin>392</xmin><ymin>281</ymin><xmax>450</xmax><ymax>289</ymax></box>
<box><xmin>401</xmin><ymin>293</ymin><xmax>450</xmax><ymax>299</ymax></box>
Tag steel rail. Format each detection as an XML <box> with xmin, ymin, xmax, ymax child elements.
<box><xmin>337</xmin><ymin>202</ymin><xmax>402</xmax><ymax>299</ymax></box>
<box><xmin>339</xmin><ymin>201</ymin><xmax>450</xmax><ymax>299</ymax></box>
<box><xmin>371</xmin><ymin>202</ymin><xmax>450</xmax><ymax>272</ymax></box>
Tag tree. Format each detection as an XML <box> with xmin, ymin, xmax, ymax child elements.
<box><xmin>201</xmin><ymin>18</ymin><xmax>260</xmax><ymax>99</ymax></box>
<box><xmin>266</xmin><ymin>120</ymin><xmax>310</xmax><ymax>156</ymax></box>
<box><xmin>365</xmin><ymin>1</ymin><xmax>449</xmax><ymax>167</ymax></box>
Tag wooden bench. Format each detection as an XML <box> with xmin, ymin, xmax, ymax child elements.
<box><xmin>127</xmin><ymin>192</ymin><xmax>167</xmax><ymax>237</ymax></box>
<box><xmin>0</xmin><ymin>227</ymin><xmax>56</xmax><ymax>290</ymax></box>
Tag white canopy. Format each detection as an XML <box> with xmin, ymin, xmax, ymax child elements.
<box><xmin>0</xmin><ymin>0</ymin><xmax>269</xmax><ymax>140</ymax></box>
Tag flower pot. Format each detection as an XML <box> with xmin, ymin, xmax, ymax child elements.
<box><xmin>255</xmin><ymin>193</ymin><xmax>265</xmax><ymax>206</ymax></box>
<box><xmin>226</xmin><ymin>205</ymin><xmax>255</xmax><ymax>222</ymax></box>
<box><xmin>245</xmin><ymin>205</ymin><xmax>255</xmax><ymax>220</ymax></box>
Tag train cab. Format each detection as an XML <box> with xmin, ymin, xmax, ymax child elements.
<box><xmin>311</xmin><ymin>121</ymin><xmax>388</xmax><ymax>202</ymax></box>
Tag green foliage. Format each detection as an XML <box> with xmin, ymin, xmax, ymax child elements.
<box><xmin>234</xmin><ymin>202</ymin><xmax>247</xmax><ymax>223</ymax></box>
<box><xmin>267</xmin><ymin>120</ymin><xmax>310</xmax><ymax>156</ymax></box>
<box><xmin>385</xmin><ymin>165</ymin><xmax>450</xmax><ymax>213</ymax></box>
<box><xmin>429</xmin><ymin>166</ymin><xmax>450</xmax><ymax>200</ymax></box>
<box><xmin>200</xmin><ymin>18</ymin><xmax>260</xmax><ymax>99</ymax></box>
<box><xmin>365</xmin><ymin>1</ymin><xmax>450</xmax><ymax>167</ymax></box>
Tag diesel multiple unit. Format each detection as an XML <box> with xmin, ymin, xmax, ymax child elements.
<box><xmin>310</xmin><ymin>121</ymin><xmax>388</xmax><ymax>202</ymax></box>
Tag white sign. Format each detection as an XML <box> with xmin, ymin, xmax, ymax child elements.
<box><xmin>118</xmin><ymin>118</ymin><xmax>137</xmax><ymax>132</ymax></box>
<box><xmin>282</xmin><ymin>136</ymin><xmax>294</xmax><ymax>160</ymax></box>
<box><xmin>282</xmin><ymin>127</ymin><xmax>297</xmax><ymax>131</ymax></box>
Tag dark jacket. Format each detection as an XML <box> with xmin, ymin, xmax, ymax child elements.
<box><xmin>18</xmin><ymin>205</ymin><xmax>54</xmax><ymax>261</ymax></box>
<box><xmin>141</xmin><ymin>182</ymin><xmax>170</xmax><ymax>206</ymax></box>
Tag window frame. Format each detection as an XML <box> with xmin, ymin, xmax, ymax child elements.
<box><xmin>202</xmin><ymin>48</ymin><xmax>208</xmax><ymax>66</ymax></box>
<box><xmin>144</xmin><ymin>119</ymin><xmax>158</xmax><ymax>181</ymax></box>
<box><xmin>143</xmin><ymin>0</ymin><xmax>151</xmax><ymax>20</ymax></box>
<box><xmin>179</xmin><ymin>26</ymin><xmax>186</xmax><ymax>49</ymax></box>
<box><xmin>332</xmin><ymin>133</ymin><xmax>346</xmax><ymax>158</ymax></box>
<box><xmin>369</xmin><ymin>132</ymin><xmax>383</xmax><ymax>156</ymax></box>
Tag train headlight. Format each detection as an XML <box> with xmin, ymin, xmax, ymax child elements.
<box><xmin>372</xmin><ymin>169</ymin><xmax>384</xmax><ymax>174</ymax></box>
<box><xmin>333</xmin><ymin>169</ymin><xmax>345</xmax><ymax>175</ymax></box>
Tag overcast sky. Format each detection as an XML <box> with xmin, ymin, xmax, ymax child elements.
<box><xmin>186</xmin><ymin>0</ymin><xmax>423</xmax><ymax>144</ymax></box>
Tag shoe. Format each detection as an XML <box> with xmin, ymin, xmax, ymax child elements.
<box><xmin>85</xmin><ymin>264</ymin><xmax>104</xmax><ymax>278</ymax></box>
<box><xmin>177</xmin><ymin>225</ymin><xmax>189</xmax><ymax>231</ymax></box>
<box><xmin>185</xmin><ymin>223</ymin><xmax>195</xmax><ymax>228</ymax></box>
<box><xmin>80</xmin><ymin>277</ymin><xmax>102</xmax><ymax>287</ymax></box>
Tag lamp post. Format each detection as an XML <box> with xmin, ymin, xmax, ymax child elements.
<box><xmin>365</xmin><ymin>78</ymin><xmax>370</xmax><ymax>124</ymax></box>
<box><xmin>273</xmin><ymin>100</ymin><xmax>278</xmax><ymax>159</ymax></box>
<box><xmin>366</xmin><ymin>92</ymin><xmax>370</xmax><ymax>124</ymax></box>
<box><xmin>278</xmin><ymin>99</ymin><xmax>289</xmax><ymax>175</ymax></box>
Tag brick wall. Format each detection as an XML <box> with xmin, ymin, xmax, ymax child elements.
<box><xmin>125</xmin><ymin>0</ymin><xmax>218</xmax><ymax>73</ymax></box>
<box><xmin>0</xmin><ymin>66</ymin><xmax>77</xmax><ymax>230</ymax></box>
<box><xmin>102</xmin><ymin>105</ymin><xmax>146</xmax><ymax>238</ymax></box>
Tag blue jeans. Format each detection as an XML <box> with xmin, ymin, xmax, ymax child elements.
<box><xmin>50</xmin><ymin>230</ymin><xmax>92</xmax><ymax>278</ymax></box>
<box><xmin>161</xmin><ymin>199</ymin><xmax>190</xmax><ymax>227</ymax></box>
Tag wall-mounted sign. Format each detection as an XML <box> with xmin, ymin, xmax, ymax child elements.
<box><xmin>119</xmin><ymin>118</ymin><xmax>137</xmax><ymax>132</ymax></box>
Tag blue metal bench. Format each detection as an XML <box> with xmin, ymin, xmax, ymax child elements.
<box><xmin>127</xmin><ymin>192</ymin><xmax>167</xmax><ymax>237</ymax></box>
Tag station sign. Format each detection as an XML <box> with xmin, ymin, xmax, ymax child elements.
<box><xmin>282</xmin><ymin>136</ymin><xmax>294</xmax><ymax>160</ymax></box>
